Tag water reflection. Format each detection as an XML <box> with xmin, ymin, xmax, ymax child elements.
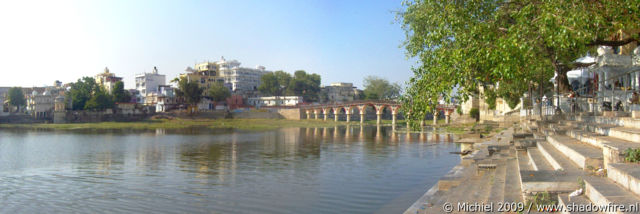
<box><xmin>0</xmin><ymin>126</ymin><xmax>458</xmax><ymax>214</ymax></box>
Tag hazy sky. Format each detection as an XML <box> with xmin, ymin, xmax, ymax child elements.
<box><xmin>0</xmin><ymin>0</ymin><xmax>414</xmax><ymax>89</ymax></box>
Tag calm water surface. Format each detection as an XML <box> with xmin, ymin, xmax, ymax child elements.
<box><xmin>0</xmin><ymin>126</ymin><xmax>460</xmax><ymax>214</ymax></box>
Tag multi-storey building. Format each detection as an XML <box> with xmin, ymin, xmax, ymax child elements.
<box><xmin>322</xmin><ymin>82</ymin><xmax>358</xmax><ymax>103</ymax></box>
<box><xmin>181</xmin><ymin>57</ymin><xmax>272</xmax><ymax>96</ymax></box>
<box><xmin>216</xmin><ymin>58</ymin><xmax>271</xmax><ymax>94</ymax></box>
<box><xmin>180</xmin><ymin>61</ymin><xmax>224</xmax><ymax>91</ymax></box>
<box><xmin>95</xmin><ymin>67</ymin><xmax>123</xmax><ymax>93</ymax></box>
<box><xmin>135</xmin><ymin>66</ymin><xmax>166</xmax><ymax>104</ymax></box>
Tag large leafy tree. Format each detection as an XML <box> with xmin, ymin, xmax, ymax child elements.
<box><xmin>84</xmin><ymin>87</ymin><xmax>114</xmax><ymax>110</ymax></box>
<box><xmin>259</xmin><ymin>72</ymin><xmax>285</xmax><ymax>96</ymax></box>
<box><xmin>208</xmin><ymin>82</ymin><xmax>231</xmax><ymax>102</ymax></box>
<box><xmin>288</xmin><ymin>70</ymin><xmax>322</xmax><ymax>102</ymax></box>
<box><xmin>7</xmin><ymin>87</ymin><xmax>26</xmax><ymax>112</ymax></box>
<box><xmin>399</xmin><ymin>0</ymin><xmax>640</xmax><ymax>124</ymax></box>
<box><xmin>112</xmin><ymin>81</ymin><xmax>131</xmax><ymax>103</ymax></box>
<box><xmin>363</xmin><ymin>76</ymin><xmax>401</xmax><ymax>100</ymax></box>
<box><xmin>176</xmin><ymin>76</ymin><xmax>203</xmax><ymax>106</ymax></box>
<box><xmin>68</xmin><ymin>77</ymin><xmax>99</xmax><ymax>110</ymax></box>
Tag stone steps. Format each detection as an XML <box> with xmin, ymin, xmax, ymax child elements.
<box><xmin>421</xmin><ymin>164</ymin><xmax>496</xmax><ymax>213</ymax></box>
<box><xmin>583</xmin><ymin>176</ymin><xmax>640</xmax><ymax>213</ymax></box>
<box><xmin>567</xmin><ymin>130</ymin><xmax>640</xmax><ymax>167</ymax></box>
<box><xmin>519</xmin><ymin>170</ymin><xmax>579</xmax><ymax>195</ymax></box>
<box><xmin>487</xmin><ymin>159</ymin><xmax>507</xmax><ymax>203</ymax></box>
<box><xmin>573</xmin><ymin>115</ymin><xmax>640</xmax><ymax>130</ymax></box>
<box><xmin>517</xmin><ymin>150</ymin><xmax>534</xmax><ymax>171</ymax></box>
<box><xmin>607</xmin><ymin>163</ymin><xmax>640</xmax><ymax>197</ymax></box>
<box><xmin>536</xmin><ymin>140</ymin><xmax>580</xmax><ymax>172</ymax></box>
<box><xmin>527</xmin><ymin>147</ymin><xmax>554</xmax><ymax>171</ymax></box>
<box><xmin>516</xmin><ymin>135</ymin><xmax>582</xmax><ymax>195</ymax></box>
<box><xmin>558</xmin><ymin>194</ymin><xmax>600</xmax><ymax>214</ymax></box>
<box><xmin>503</xmin><ymin>156</ymin><xmax>524</xmax><ymax>203</ymax></box>
<box><xmin>546</xmin><ymin>134</ymin><xmax>604</xmax><ymax>170</ymax></box>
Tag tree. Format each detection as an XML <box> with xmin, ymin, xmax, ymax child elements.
<box><xmin>7</xmin><ymin>87</ymin><xmax>25</xmax><ymax>112</ymax></box>
<box><xmin>84</xmin><ymin>87</ymin><xmax>114</xmax><ymax>110</ymax></box>
<box><xmin>363</xmin><ymin>76</ymin><xmax>401</xmax><ymax>100</ymax></box>
<box><xmin>68</xmin><ymin>77</ymin><xmax>99</xmax><ymax>110</ymax></box>
<box><xmin>112</xmin><ymin>81</ymin><xmax>131</xmax><ymax>103</ymax></box>
<box><xmin>175</xmin><ymin>76</ymin><xmax>203</xmax><ymax>106</ymax></box>
<box><xmin>288</xmin><ymin>70</ymin><xmax>322</xmax><ymax>102</ymax></box>
<box><xmin>208</xmin><ymin>82</ymin><xmax>231</xmax><ymax>102</ymax></box>
<box><xmin>399</xmin><ymin>0</ymin><xmax>640</xmax><ymax>125</ymax></box>
<box><xmin>259</xmin><ymin>71</ymin><xmax>292</xmax><ymax>96</ymax></box>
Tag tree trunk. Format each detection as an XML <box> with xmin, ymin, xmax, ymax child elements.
<box><xmin>555</xmin><ymin>64</ymin><xmax>571</xmax><ymax>94</ymax></box>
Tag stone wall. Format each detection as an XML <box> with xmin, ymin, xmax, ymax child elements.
<box><xmin>277</xmin><ymin>108</ymin><xmax>303</xmax><ymax>120</ymax></box>
<box><xmin>54</xmin><ymin>111</ymin><xmax>151</xmax><ymax>124</ymax></box>
<box><xmin>231</xmin><ymin>111</ymin><xmax>284</xmax><ymax>119</ymax></box>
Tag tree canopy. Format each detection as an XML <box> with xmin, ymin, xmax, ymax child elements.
<box><xmin>259</xmin><ymin>70</ymin><xmax>322</xmax><ymax>101</ymax></box>
<box><xmin>84</xmin><ymin>87</ymin><xmax>114</xmax><ymax>110</ymax></box>
<box><xmin>399</xmin><ymin>0</ymin><xmax>640</xmax><ymax>124</ymax></box>
<box><xmin>7</xmin><ymin>87</ymin><xmax>25</xmax><ymax>112</ymax></box>
<box><xmin>208</xmin><ymin>82</ymin><xmax>231</xmax><ymax>102</ymax></box>
<box><xmin>362</xmin><ymin>76</ymin><xmax>401</xmax><ymax>100</ymax></box>
<box><xmin>68</xmin><ymin>77</ymin><xmax>118</xmax><ymax>110</ymax></box>
<box><xmin>68</xmin><ymin>77</ymin><xmax>99</xmax><ymax>110</ymax></box>
<box><xmin>176</xmin><ymin>76</ymin><xmax>203</xmax><ymax>105</ymax></box>
<box><xmin>288</xmin><ymin>70</ymin><xmax>322</xmax><ymax>102</ymax></box>
<box><xmin>112</xmin><ymin>81</ymin><xmax>132</xmax><ymax>103</ymax></box>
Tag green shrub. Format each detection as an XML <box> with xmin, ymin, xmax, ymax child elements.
<box><xmin>469</xmin><ymin>108</ymin><xmax>480</xmax><ymax>121</ymax></box>
<box><xmin>625</xmin><ymin>148</ymin><xmax>640</xmax><ymax>162</ymax></box>
<box><xmin>456</xmin><ymin>105</ymin><xmax>463</xmax><ymax>115</ymax></box>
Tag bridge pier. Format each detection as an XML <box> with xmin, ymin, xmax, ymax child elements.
<box><xmin>392</xmin><ymin>113</ymin><xmax>397</xmax><ymax>126</ymax></box>
<box><xmin>346</xmin><ymin>113</ymin><xmax>351</xmax><ymax>122</ymax></box>
<box><xmin>420</xmin><ymin>120</ymin><xmax>425</xmax><ymax>127</ymax></box>
<box><xmin>445</xmin><ymin>111</ymin><xmax>451</xmax><ymax>124</ymax></box>
<box><xmin>433</xmin><ymin>112</ymin><xmax>439</xmax><ymax>125</ymax></box>
<box><xmin>334</xmin><ymin>111</ymin><xmax>340</xmax><ymax>122</ymax></box>
<box><xmin>376</xmin><ymin>113</ymin><xmax>382</xmax><ymax>125</ymax></box>
<box><xmin>314</xmin><ymin>110</ymin><xmax>319</xmax><ymax>120</ymax></box>
<box><xmin>324</xmin><ymin>113</ymin><xmax>328</xmax><ymax>121</ymax></box>
<box><xmin>360</xmin><ymin>113</ymin><xmax>365</xmax><ymax>124</ymax></box>
<box><xmin>306</xmin><ymin>111</ymin><xmax>311</xmax><ymax>119</ymax></box>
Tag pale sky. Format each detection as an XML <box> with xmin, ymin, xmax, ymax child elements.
<box><xmin>0</xmin><ymin>0</ymin><xmax>414</xmax><ymax>89</ymax></box>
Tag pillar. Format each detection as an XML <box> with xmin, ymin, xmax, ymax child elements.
<box><xmin>306</xmin><ymin>111</ymin><xmax>311</xmax><ymax>119</ymax></box>
<box><xmin>376</xmin><ymin>113</ymin><xmax>382</xmax><ymax>125</ymax></box>
<box><xmin>445</xmin><ymin>111</ymin><xmax>451</xmax><ymax>124</ymax></box>
<box><xmin>433</xmin><ymin>112</ymin><xmax>438</xmax><ymax>125</ymax></box>
<box><xmin>334</xmin><ymin>111</ymin><xmax>340</xmax><ymax>122</ymax></box>
<box><xmin>324</xmin><ymin>112</ymin><xmax>328</xmax><ymax>121</ymax></box>
<box><xmin>315</xmin><ymin>111</ymin><xmax>319</xmax><ymax>120</ymax></box>
<box><xmin>392</xmin><ymin>113</ymin><xmax>397</xmax><ymax>126</ymax></box>
<box><xmin>360</xmin><ymin>113</ymin><xmax>365</xmax><ymax>123</ymax></box>
<box><xmin>346</xmin><ymin>113</ymin><xmax>351</xmax><ymax>122</ymax></box>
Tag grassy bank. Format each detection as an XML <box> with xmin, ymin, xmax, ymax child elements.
<box><xmin>0</xmin><ymin>118</ymin><xmax>354</xmax><ymax>131</ymax></box>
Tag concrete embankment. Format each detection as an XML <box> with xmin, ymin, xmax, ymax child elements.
<box><xmin>405</xmin><ymin>127</ymin><xmax>521</xmax><ymax>214</ymax></box>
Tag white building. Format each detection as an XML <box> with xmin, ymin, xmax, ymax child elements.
<box><xmin>135</xmin><ymin>66</ymin><xmax>166</xmax><ymax>104</ymax></box>
<box><xmin>216</xmin><ymin>57</ymin><xmax>271</xmax><ymax>94</ymax></box>
<box><xmin>248</xmin><ymin>96</ymin><xmax>303</xmax><ymax>107</ymax></box>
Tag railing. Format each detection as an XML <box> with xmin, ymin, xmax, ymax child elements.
<box><xmin>528</xmin><ymin>66</ymin><xmax>640</xmax><ymax>116</ymax></box>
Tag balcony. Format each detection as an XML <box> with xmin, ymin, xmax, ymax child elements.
<box><xmin>597</xmin><ymin>53</ymin><xmax>632</xmax><ymax>67</ymax></box>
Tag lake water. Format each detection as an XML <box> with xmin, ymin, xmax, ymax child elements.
<box><xmin>0</xmin><ymin>126</ymin><xmax>460</xmax><ymax>214</ymax></box>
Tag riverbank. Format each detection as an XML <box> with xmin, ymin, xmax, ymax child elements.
<box><xmin>405</xmin><ymin>126</ymin><xmax>518</xmax><ymax>214</ymax></box>
<box><xmin>0</xmin><ymin>118</ymin><xmax>361</xmax><ymax>131</ymax></box>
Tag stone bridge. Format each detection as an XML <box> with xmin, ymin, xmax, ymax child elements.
<box><xmin>299</xmin><ymin>101</ymin><xmax>456</xmax><ymax>125</ymax></box>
